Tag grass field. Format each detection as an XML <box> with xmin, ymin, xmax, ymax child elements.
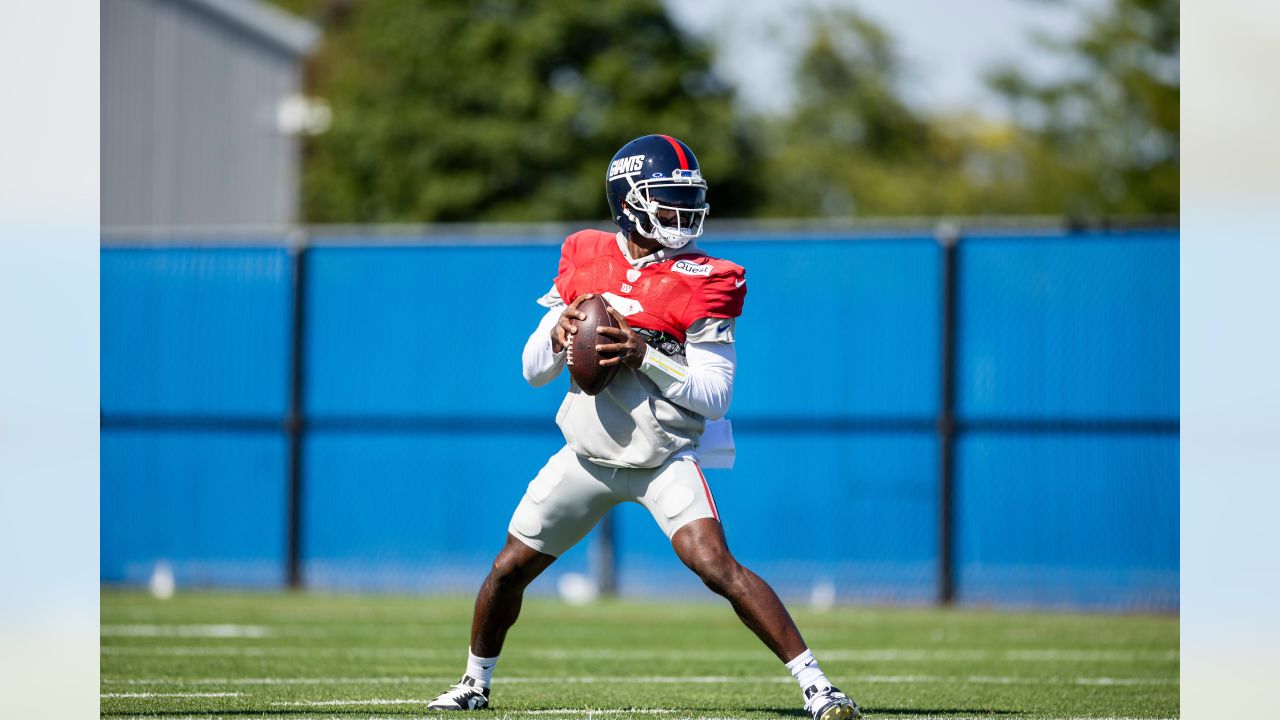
<box><xmin>100</xmin><ymin>590</ymin><xmax>1178</xmax><ymax>720</ymax></box>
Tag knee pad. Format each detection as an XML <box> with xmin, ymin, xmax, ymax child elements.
<box><xmin>659</xmin><ymin>484</ymin><xmax>696</xmax><ymax>518</ymax></box>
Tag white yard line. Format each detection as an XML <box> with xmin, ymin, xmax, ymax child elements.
<box><xmin>103</xmin><ymin>676</ymin><xmax>450</xmax><ymax>686</ymax></box>
<box><xmin>101</xmin><ymin>624</ymin><xmax>274</xmax><ymax>638</ymax></box>
<box><xmin>100</xmin><ymin>647</ymin><xmax>438</xmax><ymax>657</ymax></box>
<box><xmin>101</xmin><ymin>674</ymin><xmax>1177</xmax><ymax>687</ymax></box>
<box><xmin>273</xmin><ymin>698</ymin><xmax>424</xmax><ymax>706</ymax></box>
<box><xmin>98</xmin><ymin>646</ymin><xmax>1179</xmax><ymax>662</ymax></box>
<box><xmin>100</xmin><ymin>692</ymin><xmax>245</xmax><ymax>698</ymax></box>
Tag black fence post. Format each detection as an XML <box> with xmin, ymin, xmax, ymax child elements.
<box><xmin>595</xmin><ymin>510</ymin><xmax>618</xmax><ymax>596</ymax></box>
<box><xmin>936</xmin><ymin>223</ymin><xmax>960</xmax><ymax>605</ymax></box>
<box><xmin>286</xmin><ymin>240</ymin><xmax>309</xmax><ymax>590</ymax></box>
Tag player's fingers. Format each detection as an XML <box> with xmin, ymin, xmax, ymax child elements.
<box><xmin>595</xmin><ymin>342</ymin><xmax>627</xmax><ymax>353</ymax></box>
<box><xmin>596</xmin><ymin>326</ymin><xmax>626</xmax><ymax>339</ymax></box>
<box><xmin>605</xmin><ymin>306</ymin><xmax>629</xmax><ymax>328</ymax></box>
<box><xmin>598</xmin><ymin>355</ymin><xmax>623</xmax><ymax>366</ymax></box>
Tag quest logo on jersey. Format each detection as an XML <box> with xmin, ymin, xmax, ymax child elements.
<box><xmin>608</xmin><ymin>154</ymin><xmax>645</xmax><ymax>178</ymax></box>
<box><xmin>672</xmin><ymin>259</ymin><xmax>713</xmax><ymax>277</ymax></box>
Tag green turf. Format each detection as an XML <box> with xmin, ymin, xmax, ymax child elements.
<box><xmin>100</xmin><ymin>590</ymin><xmax>1178</xmax><ymax>719</ymax></box>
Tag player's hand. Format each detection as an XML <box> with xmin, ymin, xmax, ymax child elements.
<box><xmin>596</xmin><ymin>307</ymin><xmax>647</xmax><ymax>369</ymax></box>
<box><xmin>551</xmin><ymin>293</ymin><xmax>595</xmax><ymax>353</ymax></box>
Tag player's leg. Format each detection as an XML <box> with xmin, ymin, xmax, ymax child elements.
<box><xmin>670</xmin><ymin>518</ymin><xmax>806</xmax><ymax>660</ymax></box>
<box><xmin>670</xmin><ymin>520</ymin><xmax>859</xmax><ymax>720</ymax></box>
<box><xmin>640</xmin><ymin>459</ymin><xmax>860</xmax><ymax>720</ymax></box>
<box><xmin>470</xmin><ymin>533</ymin><xmax>557</xmax><ymax>657</ymax></box>
<box><xmin>427</xmin><ymin>534</ymin><xmax>555</xmax><ymax>711</ymax></box>
<box><xmin>429</xmin><ymin>446</ymin><xmax>622</xmax><ymax>711</ymax></box>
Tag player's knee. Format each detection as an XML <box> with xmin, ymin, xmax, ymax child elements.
<box><xmin>688</xmin><ymin>549</ymin><xmax>742</xmax><ymax>596</ymax></box>
<box><xmin>489</xmin><ymin>554</ymin><xmax>532</xmax><ymax>591</ymax></box>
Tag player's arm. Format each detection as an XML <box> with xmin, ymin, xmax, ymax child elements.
<box><xmin>521</xmin><ymin>303</ymin><xmax>566</xmax><ymax>387</ymax></box>
<box><xmin>597</xmin><ymin>311</ymin><xmax>736</xmax><ymax>420</ymax></box>
<box><xmin>521</xmin><ymin>289</ymin><xmax>597</xmax><ymax>387</ymax></box>
<box><xmin>640</xmin><ymin>317</ymin><xmax>736</xmax><ymax>420</ymax></box>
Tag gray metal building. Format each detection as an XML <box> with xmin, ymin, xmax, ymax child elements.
<box><xmin>102</xmin><ymin>0</ymin><xmax>321</xmax><ymax>228</ymax></box>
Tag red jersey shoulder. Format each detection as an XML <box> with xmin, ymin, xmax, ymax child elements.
<box><xmin>663</xmin><ymin>253</ymin><xmax>747</xmax><ymax>322</ymax></box>
<box><xmin>562</xmin><ymin>229</ymin><xmax>616</xmax><ymax>267</ymax></box>
<box><xmin>555</xmin><ymin>229</ymin><xmax>617</xmax><ymax>302</ymax></box>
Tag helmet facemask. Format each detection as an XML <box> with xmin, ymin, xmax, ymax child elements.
<box><xmin>621</xmin><ymin>170</ymin><xmax>709</xmax><ymax>249</ymax></box>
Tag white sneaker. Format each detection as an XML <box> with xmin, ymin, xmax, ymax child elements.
<box><xmin>804</xmin><ymin>684</ymin><xmax>860</xmax><ymax>720</ymax></box>
<box><xmin>427</xmin><ymin>675</ymin><xmax>490</xmax><ymax>711</ymax></box>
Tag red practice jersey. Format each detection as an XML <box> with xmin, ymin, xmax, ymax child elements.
<box><xmin>553</xmin><ymin>230</ymin><xmax>746</xmax><ymax>343</ymax></box>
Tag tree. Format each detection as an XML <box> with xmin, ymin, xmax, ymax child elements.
<box><xmin>285</xmin><ymin>0</ymin><xmax>760</xmax><ymax>223</ymax></box>
<box><xmin>759</xmin><ymin>9</ymin><xmax>1018</xmax><ymax>217</ymax></box>
<box><xmin>986</xmin><ymin>0</ymin><xmax>1179</xmax><ymax>215</ymax></box>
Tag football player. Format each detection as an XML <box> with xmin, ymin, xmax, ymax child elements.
<box><xmin>428</xmin><ymin>135</ymin><xmax>860</xmax><ymax>720</ymax></box>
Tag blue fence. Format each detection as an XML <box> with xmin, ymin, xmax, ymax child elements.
<box><xmin>101</xmin><ymin>227</ymin><xmax>1179</xmax><ymax>610</ymax></box>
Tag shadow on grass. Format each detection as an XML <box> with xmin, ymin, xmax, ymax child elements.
<box><xmin>866</xmin><ymin>709</ymin><xmax>1020</xmax><ymax>716</ymax></box>
<box><xmin>755</xmin><ymin>708</ymin><xmax>1020</xmax><ymax>718</ymax></box>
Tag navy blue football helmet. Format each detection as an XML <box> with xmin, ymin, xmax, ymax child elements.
<box><xmin>605</xmin><ymin>135</ymin><xmax>709</xmax><ymax>248</ymax></box>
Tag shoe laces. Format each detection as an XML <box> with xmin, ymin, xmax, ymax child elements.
<box><xmin>437</xmin><ymin>678</ymin><xmax>484</xmax><ymax>702</ymax></box>
<box><xmin>803</xmin><ymin>684</ymin><xmax>846</xmax><ymax>711</ymax></box>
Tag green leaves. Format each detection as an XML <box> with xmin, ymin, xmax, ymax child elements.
<box><xmin>285</xmin><ymin>0</ymin><xmax>1177</xmax><ymax>222</ymax></box>
<box><xmin>296</xmin><ymin>0</ymin><xmax>756</xmax><ymax>223</ymax></box>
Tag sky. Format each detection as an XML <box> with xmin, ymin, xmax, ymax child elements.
<box><xmin>665</xmin><ymin>0</ymin><xmax>1107</xmax><ymax>119</ymax></box>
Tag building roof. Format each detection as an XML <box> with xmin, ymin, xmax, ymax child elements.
<box><xmin>175</xmin><ymin>0</ymin><xmax>320</xmax><ymax>56</ymax></box>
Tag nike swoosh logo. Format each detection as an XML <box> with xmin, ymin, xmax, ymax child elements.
<box><xmin>717</xmin><ymin>322</ymin><xmax>730</xmax><ymax>333</ymax></box>
<box><xmin>734</xmin><ymin>278</ymin><xmax>746</xmax><ymax>287</ymax></box>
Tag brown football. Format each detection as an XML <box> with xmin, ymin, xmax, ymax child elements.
<box><xmin>566</xmin><ymin>295</ymin><xmax>622</xmax><ymax>396</ymax></box>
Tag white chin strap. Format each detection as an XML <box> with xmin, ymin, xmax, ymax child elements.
<box><xmin>624</xmin><ymin>206</ymin><xmax>695</xmax><ymax>249</ymax></box>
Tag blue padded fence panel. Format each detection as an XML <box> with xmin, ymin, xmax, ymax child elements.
<box><xmin>101</xmin><ymin>248</ymin><xmax>292</xmax><ymax>417</ymax></box>
<box><xmin>101</xmin><ymin>429</ymin><xmax>288</xmax><ymax>586</ymax></box>
<box><xmin>100</xmin><ymin>231</ymin><xmax>1179</xmax><ymax>610</ymax></box>
<box><xmin>956</xmin><ymin>231</ymin><xmax>1179</xmax><ymax>420</ymax></box>
<box><xmin>304</xmin><ymin>246</ymin><xmax>564</xmax><ymax>418</ymax></box>
<box><xmin>954</xmin><ymin>432</ymin><xmax>1179</xmax><ymax>610</ymax></box>
<box><xmin>614</xmin><ymin>430</ymin><xmax>939</xmax><ymax>604</ymax></box>
<box><xmin>714</xmin><ymin>238</ymin><xmax>940</xmax><ymax>419</ymax></box>
<box><xmin>305</xmin><ymin>239</ymin><xmax>939</xmax><ymax>421</ymax></box>
<box><xmin>301</xmin><ymin>429</ymin><xmax>596</xmax><ymax>593</ymax></box>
